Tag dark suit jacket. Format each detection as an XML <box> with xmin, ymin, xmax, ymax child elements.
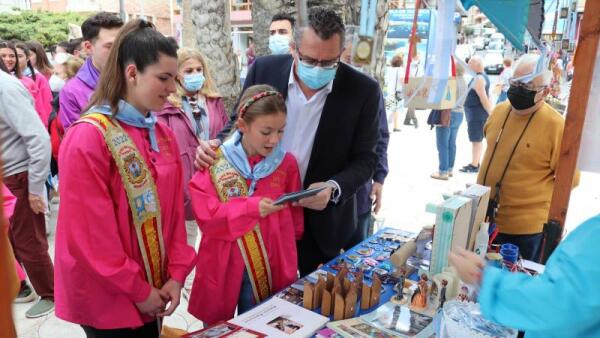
<box><xmin>219</xmin><ymin>54</ymin><xmax>380</xmax><ymax>257</ymax></box>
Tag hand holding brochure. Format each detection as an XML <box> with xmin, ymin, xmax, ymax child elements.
<box><xmin>273</xmin><ymin>187</ymin><xmax>327</xmax><ymax>205</ymax></box>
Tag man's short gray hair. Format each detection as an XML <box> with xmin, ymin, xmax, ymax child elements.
<box><xmin>514</xmin><ymin>53</ymin><xmax>552</xmax><ymax>86</ymax></box>
<box><xmin>293</xmin><ymin>6</ymin><xmax>345</xmax><ymax>50</ymax></box>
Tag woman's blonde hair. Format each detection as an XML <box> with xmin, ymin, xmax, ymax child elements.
<box><xmin>64</xmin><ymin>56</ymin><xmax>84</xmax><ymax>80</ymax></box>
<box><xmin>169</xmin><ymin>47</ymin><xmax>220</xmax><ymax>107</ymax></box>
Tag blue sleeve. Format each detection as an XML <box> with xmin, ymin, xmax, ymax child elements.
<box><xmin>373</xmin><ymin>93</ymin><xmax>389</xmax><ymax>184</ymax></box>
<box><xmin>478</xmin><ymin>217</ymin><xmax>600</xmax><ymax>333</ymax></box>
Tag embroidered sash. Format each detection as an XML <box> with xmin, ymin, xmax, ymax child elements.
<box><xmin>75</xmin><ymin>113</ymin><xmax>167</xmax><ymax>289</ymax></box>
<box><xmin>209</xmin><ymin>148</ymin><xmax>273</xmax><ymax>303</ymax></box>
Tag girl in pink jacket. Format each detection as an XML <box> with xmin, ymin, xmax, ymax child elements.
<box><xmin>54</xmin><ymin>20</ymin><xmax>195</xmax><ymax>337</ymax></box>
<box><xmin>188</xmin><ymin>84</ymin><xmax>304</xmax><ymax>325</ymax></box>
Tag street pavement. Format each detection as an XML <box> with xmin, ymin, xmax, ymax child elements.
<box><xmin>13</xmin><ymin>82</ymin><xmax>600</xmax><ymax>337</ymax></box>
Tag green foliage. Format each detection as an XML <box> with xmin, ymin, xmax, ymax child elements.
<box><xmin>0</xmin><ymin>10</ymin><xmax>88</xmax><ymax>47</ymax></box>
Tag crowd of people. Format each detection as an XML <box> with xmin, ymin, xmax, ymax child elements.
<box><xmin>0</xmin><ymin>5</ymin><xmax>596</xmax><ymax>338</ymax></box>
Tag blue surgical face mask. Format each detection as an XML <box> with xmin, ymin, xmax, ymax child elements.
<box><xmin>183</xmin><ymin>72</ymin><xmax>205</xmax><ymax>92</ymax></box>
<box><xmin>269</xmin><ymin>34</ymin><xmax>291</xmax><ymax>55</ymax></box>
<box><xmin>296</xmin><ymin>60</ymin><xmax>337</xmax><ymax>90</ymax></box>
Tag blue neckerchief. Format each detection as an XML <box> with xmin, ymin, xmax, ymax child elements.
<box><xmin>221</xmin><ymin>130</ymin><xmax>285</xmax><ymax>196</ymax></box>
<box><xmin>90</xmin><ymin>100</ymin><xmax>160</xmax><ymax>152</ymax></box>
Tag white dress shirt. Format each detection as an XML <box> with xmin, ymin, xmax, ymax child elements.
<box><xmin>281</xmin><ymin>64</ymin><xmax>340</xmax><ymax>202</ymax></box>
<box><xmin>282</xmin><ymin>64</ymin><xmax>333</xmax><ymax>181</ymax></box>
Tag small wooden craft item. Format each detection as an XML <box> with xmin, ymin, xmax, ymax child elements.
<box><xmin>303</xmin><ymin>280</ymin><xmax>315</xmax><ymax>310</ymax></box>
<box><xmin>359</xmin><ymin>274</ymin><xmax>382</xmax><ymax>310</ymax></box>
<box><xmin>303</xmin><ymin>267</ymin><xmax>364</xmax><ymax>320</ymax></box>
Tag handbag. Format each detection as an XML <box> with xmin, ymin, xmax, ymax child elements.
<box><xmin>426</xmin><ymin>109</ymin><xmax>451</xmax><ymax>129</ymax></box>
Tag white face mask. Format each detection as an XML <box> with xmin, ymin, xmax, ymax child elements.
<box><xmin>49</xmin><ymin>74</ymin><xmax>66</xmax><ymax>92</ymax></box>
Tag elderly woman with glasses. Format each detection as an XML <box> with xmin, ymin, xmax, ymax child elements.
<box><xmin>475</xmin><ymin>53</ymin><xmax>580</xmax><ymax>262</ymax></box>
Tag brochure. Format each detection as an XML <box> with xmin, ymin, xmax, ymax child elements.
<box><xmin>229</xmin><ymin>297</ymin><xmax>329</xmax><ymax>338</ymax></box>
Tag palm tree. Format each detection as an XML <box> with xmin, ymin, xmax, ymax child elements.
<box><xmin>189</xmin><ymin>0</ymin><xmax>241</xmax><ymax>112</ymax></box>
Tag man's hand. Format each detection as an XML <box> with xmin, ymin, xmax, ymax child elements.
<box><xmin>370</xmin><ymin>182</ymin><xmax>383</xmax><ymax>214</ymax></box>
<box><xmin>259</xmin><ymin>198</ymin><xmax>285</xmax><ymax>217</ymax></box>
<box><xmin>158</xmin><ymin>279</ymin><xmax>182</xmax><ymax>317</ymax></box>
<box><xmin>194</xmin><ymin>139</ymin><xmax>221</xmax><ymax>170</ymax></box>
<box><xmin>135</xmin><ymin>287</ymin><xmax>168</xmax><ymax>317</ymax></box>
<box><xmin>449</xmin><ymin>247</ymin><xmax>485</xmax><ymax>285</ymax></box>
<box><xmin>28</xmin><ymin>193</ymin><xmax>46</xmax><ymax>214</ymax></box>
<box><xmin>297</xmin><ymin>182</ymin><xmax>334</xmax><ymax>211</ymax></box>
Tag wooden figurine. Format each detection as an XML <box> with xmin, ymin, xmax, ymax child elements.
<box><xmin>326</xmin><ymin>272</ymin><xmax>335</xmax><ymax>290</ymax></box>
<box><xmin>343</xmin><ymin>278</ymin><xmax>351</xmax><ymax>295</ymax></box>
<box><xmin>411</xmin><ymin>274</ymin><xmax>429</xmax><ymax>309</ymax></box>
<box><xmin>371</xmin><ymin>274</ymin><xmax>382</xmax><ymax>306</ymax></box>
<box><xmin>439</xmin><ymin>279</ymin><xmax>448</xmax><ymax>309</ymax></box>
<box><xmin>321</xmin><ymin>289</ymin><xmax>333</xmax><ymax>316</ymax></box>
<box><xmin>303</xmin><ymin>281</ymin><xmax>315</xmax><ymax>309</ymax></box>
<box><xmin>393</xmin><ymin>269</ymin><xmax>406</xmax><ymax>303</ymax></box>
<box><xmin>360</xmin><ymin>283</ymin><xmax>371</xmax><ymax>310</ymax></box>
<box><xmin>314</xmin><ymin>276</ymin><xmax>325</xmax><ymax>307</ymax></box>
<box><xmin>344</xmin><ymin>287</ymin><xmax>358</xmax><ymax>319</ymax></box>
<box><xmin>333</xmin><ymin>291</ymin><xmax>345</xmax><ymax>321</ymax></box>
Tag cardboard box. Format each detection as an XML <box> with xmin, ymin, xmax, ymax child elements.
<box><xmin>430</xmin><ymin>196</ymin><xmax>472</xmax><ymax>275</ymax></box>
<box><xmin>460</xmin><ymin>185</ymin><xmax>491</xmax><ymax>251</ymax></box>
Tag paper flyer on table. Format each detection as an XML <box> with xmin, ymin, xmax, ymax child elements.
<box><xmin>229</xmin><ymin>297</ymin><xmax>329</xmax><ymax>338</ymax></box>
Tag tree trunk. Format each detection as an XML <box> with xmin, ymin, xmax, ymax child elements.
<box><xmin>251</xmin><ymin>0</ymin><xmax>389</xmax><ymax>87</ymax></box>
<box><xmin>181</xmin><ymin>0</ymin><xmax>196</xmax><ymax>48</ymax></box>
<box><xmin>190</xmin><ymin>0</ymin><xmax>240</xmax><ymax>112</ymax></box>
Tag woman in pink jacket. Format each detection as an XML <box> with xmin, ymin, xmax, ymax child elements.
<box><xmin>15</xmin><ymin>42</ymin><xmax>53</xmax><ymax>127</ymax></box>
<box><xmin>156</xmin><ymin>47</ymin><xmax>228</xmax><ymax>294</ymax></box>
<box><xmin>188</xmin><ymin>85</ymin><xmax>304</xmax><ymax>325</ymax></box>
<box><xmin>54</xmin><ymin>20</ymin><xmax>195</xmax><ymax>337</ymax></box>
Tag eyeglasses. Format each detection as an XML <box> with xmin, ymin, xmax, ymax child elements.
<box><xmin>509</xmin><ymin>78</ymin><xmax>547</xmax><ymax>92</ymax></box>
<box><xmin>297</xmin><ymin>49</ymin><xmax>340</xmax><ymax>69</ymax></box>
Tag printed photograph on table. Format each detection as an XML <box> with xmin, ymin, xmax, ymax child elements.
<box><xmin>267</xmin><ymin>315</ymin><xmax>304</xmax><ymax>334</ymax></box>
<box><xmin>276</xmin><ymin>285</ymin><xmax>304</xmax><ymax>305</ymax></box>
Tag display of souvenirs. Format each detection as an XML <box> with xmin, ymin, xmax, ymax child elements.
<box><xmin>441</xmin><ymin>301</ymin><xmax>517</xmax><ymax>338</ymax></box>
<box><xmin>303</xmin><ymin>268</ymin><xmax>381</xmax><ymax>319</ymax></box>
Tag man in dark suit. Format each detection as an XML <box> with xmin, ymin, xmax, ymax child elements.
<box><xmin>195</xmin><ymin>6</ymin><xmax>380</xmax><ymax>276</ymax></box>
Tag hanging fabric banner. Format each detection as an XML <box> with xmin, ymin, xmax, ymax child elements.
<box><xmin>427</xmin><ymin>0</ymin><xmax>456</xmax><ymax>105</ymax></box>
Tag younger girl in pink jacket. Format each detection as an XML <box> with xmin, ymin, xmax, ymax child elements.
<box><xmin>188</xmin><ymin>84</ymin><xmax>304</xmax><ymax>325</ymax></box>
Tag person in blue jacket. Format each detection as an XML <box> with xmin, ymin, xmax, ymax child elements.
<box><xmin>449</xmin><ymin>215</ymin><xmax>600</xmax><ymax>338</ymax></box>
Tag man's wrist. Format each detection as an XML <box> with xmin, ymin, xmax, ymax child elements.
<box><xmin>326</xmin><ymin>180</ymin><xmax>341</xmax><ymax>204</ymax></box>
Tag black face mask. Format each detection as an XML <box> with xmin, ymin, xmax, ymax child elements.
<box><xmin>507</xmin><ymin>85</ymin><xmax>539</xmax><ymax>110</ymax></box>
